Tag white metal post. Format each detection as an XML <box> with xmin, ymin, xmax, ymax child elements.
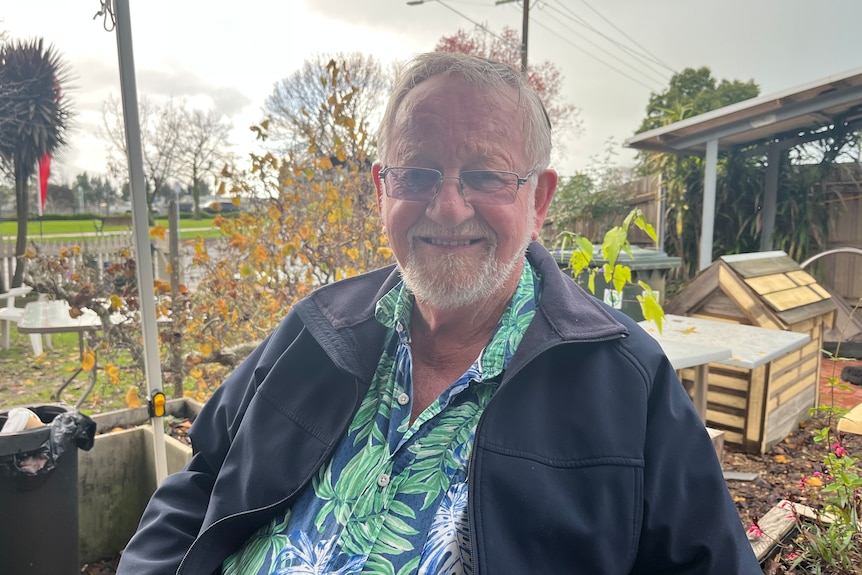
<box><xmin>699</xmin><ymin>139</ymin><xmax>718</xmax><ymax>271</ymax></box>
<box><xmin>113</xmin><ymin>0</ymin><xmax>168</xmax><ymax>485</ymax></box>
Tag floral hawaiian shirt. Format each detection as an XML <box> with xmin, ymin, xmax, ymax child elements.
<box><xmin>223</xmin><ymin>260</ymin><xmax>540</xmax><ymax>575</ymax></box>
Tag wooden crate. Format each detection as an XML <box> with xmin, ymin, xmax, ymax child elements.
<box><xmin>666</xmin><ymin>251</ymin><xmax>836</xmax><ymax>453</ymax></box>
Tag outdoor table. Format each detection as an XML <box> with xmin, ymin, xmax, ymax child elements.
<box><xmin>18</xmin><ymin>300</ymin><xmax>108</xmax><ymax>407</ymax></box>
<box><xmin>639</xmin><ymin>314</ymin><xmax>811</xmax><ymax>369</ymax></box>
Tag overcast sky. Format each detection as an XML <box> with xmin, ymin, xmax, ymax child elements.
<box><xmin>3</xmin><ymin>0</ymin><xmax>862</xmax><ymax>185</ymax></box>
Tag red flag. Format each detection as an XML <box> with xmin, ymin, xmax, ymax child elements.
<box><xmin>38</xmin><ymin>153</ymin><xmax>50</xmax><ymax>216</ymax></box>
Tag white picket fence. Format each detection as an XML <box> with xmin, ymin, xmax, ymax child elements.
<box><xmin>1</xmin><ymin>232</ymin><xmax>136</xmax><ymax>288</ymax></box>
<box><xmin>1</xmin><ymin>233</ymin><xmax>206</xmax><ymax>291</ymax></box>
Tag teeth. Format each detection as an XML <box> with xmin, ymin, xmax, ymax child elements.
<box><xmin>429</xmin><ymin>238</ymin><xmax>472</xmax><ymax>246</ymax></box>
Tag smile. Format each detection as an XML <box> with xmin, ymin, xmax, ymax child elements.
<box><xmin>424</xmin><ymin>238</ymin><xmax>481</xmax><ymax>246</ymax></box>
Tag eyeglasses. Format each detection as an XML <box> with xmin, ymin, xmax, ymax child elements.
<box><xmin>379</xmin><ymin>166</ymin><xmax>535</xmax><ymax>206</ymax></box>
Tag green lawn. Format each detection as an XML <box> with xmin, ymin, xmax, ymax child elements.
<box><xmin>0</xmin><ymin>217</ymin><xmax>224</xmax><ymax>240</ymax></box>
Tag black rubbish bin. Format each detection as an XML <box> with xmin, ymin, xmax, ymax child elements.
<box><xmin>0</xmin><ymin>404</ymin><xmax>96</xmax><ymax>575</ymax></box>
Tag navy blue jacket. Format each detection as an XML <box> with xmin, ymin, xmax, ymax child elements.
<box><xmin>118</xmin><ymin>243</ymin><xmax>761</xmax><ymax>574</ymax></box>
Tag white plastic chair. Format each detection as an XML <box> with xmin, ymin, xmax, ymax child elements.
<box><xmin>0</xmin><ymin>286</ymin><xmax>51</xmax><ymax>355</ymax></box>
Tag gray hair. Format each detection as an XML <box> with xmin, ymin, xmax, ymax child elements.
<box><xmin>377</xmin><ymin>52</ymin><xmax>552</xmax><ymax>171</ymax></box>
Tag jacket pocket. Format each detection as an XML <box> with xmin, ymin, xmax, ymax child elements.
<box><xmin>471</xmin><ymin>450</ymin><xmax>643</xmax><ymax>575</ymax></box>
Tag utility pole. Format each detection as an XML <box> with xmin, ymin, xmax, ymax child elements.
<box><xmin>495</xmin><ymin>0</ymin><xmax>529</xmax><ymax>74</ymax></box>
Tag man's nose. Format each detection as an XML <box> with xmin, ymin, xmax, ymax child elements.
<box><xmin>426</xmin><ymin>177</ymin><xmax>475</xmax><ymax>227</ymax></box>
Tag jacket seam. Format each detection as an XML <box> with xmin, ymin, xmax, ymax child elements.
<box><xmin>257</xmin><ymin>386</ymin><xmax>338</xmax><ymax>447</ymax></box>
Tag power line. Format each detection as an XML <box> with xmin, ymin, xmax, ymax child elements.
<box><xmin>532</xmin><ymin>3</ymin><xmax>670</xmax><ymax>87</ymax></box>
<box><xmin>411</xmin><ymin>0</ymin><xmax>520</xmax><ymax>49</ymax></box>
<box><xmin>496</xmin><ymin>2</ymin><xmax>664</xmax><ymax>91</ymax></box>
<box><xmin>542</xmin><ymin>0</ymin><xmax>674</xmax><ymax>79</ymax></box>
<box><xmin>577</xmin><ymin>0</ymin><xmax>675</xmax><ymax>73</ymax></box>
<box><xmin>528</xmin><ymin>14</ymin><xmax>662</xmax><ymax>92</ymax></box>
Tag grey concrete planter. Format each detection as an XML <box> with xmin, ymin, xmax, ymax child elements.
<box><xmin>78</xmin><ymin>398</ymin><xmax>202</xmax><ymax>563</ymax></box>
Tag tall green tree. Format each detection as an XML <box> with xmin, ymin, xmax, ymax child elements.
<box><xmin>636</xmin><ymin>67</ymin><xmax>759</xmax><ymax>279</ymax></box>
<box><xmin>0</xmin><ymin>37</ymin><xmax>71</xmax><ymax>288</ymax></box>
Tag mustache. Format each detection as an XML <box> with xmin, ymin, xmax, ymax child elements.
<box><xmin>406</xmin><ymin>219</ymin><xmax>495</xmax><ymax>240</ymax></box>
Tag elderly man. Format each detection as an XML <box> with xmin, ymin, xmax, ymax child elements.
<box><xmin>118</xmin><ymin>53</ymin><xmax>760</xmax><ymax>574</ymax></box>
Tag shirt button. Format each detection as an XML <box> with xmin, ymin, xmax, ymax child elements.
<box><xmin>377</xmin><ymin>473</ymin><xmax>390</xmax><ymax>488</ymax></box>
<box><xmin>397</xmin><ymin>393</ymin><xmax>410</xmax><ymax>406</ymax></box>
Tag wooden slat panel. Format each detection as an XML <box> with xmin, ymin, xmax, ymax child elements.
<box><xmin>769</xmin><ymin>366</ymin><xmax>807</xmax><ymax>397</ymax></box>
<box><xmin>707</xmin><ymin>409</ymin><xmax>745</xmax><ymax>428</ymax></box>
<box><xmin>719</xmin><ymin>430</ymin><xmax>744</xmax><ymax>446</ymax></box>
<box><xmin>771</xmin><ymin>350</ymin><xmax>818</xmax><ymax>383</ymax></box>
<box><xmin>745</xmin><ymin>365</ymin><xmax>768</xmax><ymax>453</ymax></box>
<box><xmin>776</xmin><ymin>299</ymin><xmax>836</xmax><ymax>326</ymax></box>
<box><xmin>762</xmin><ymin>286</ymin><xmax>823</xmax><ymax>312</ymax></box>
<box><xmin>664</xmin><ymin>263</ymin><xmax>720</xmax><ymax>315</ymax></box>
<box><xmin>789</xmin><ymin>318</ymin><xmax>815</xmax><ymax>333</ymax></box>
<box><xmin>697</xmin><ymin>291</ymin><xmax>748</xmax><ymax>321</ymax></box>
<box><xmin>771</xmin><ymin>348</ymin><xmax>804</xmax><ymax>372</ymax></box>
<box><xmin>707</xmin><ymin>373</ymin><xmax>750</xmax><ymax>393</ymax></box>
<box><xmin>744</xmin><ymin>273</ymin><xmax>797</xmax><ymax>294</ymax></box>
<box><xmin>724</xmin><ymin>255</ymin><xmax>797</xmax><ymax>278</ymax></box>
<box><xmin>717</xmin><ymin>265</ymin><xmax>783</xmax><ymax>329</ymax></box>
<box><xmin>786</xmin><ymin>270</ymin><xmax>816</xmax><ymax>286</ymax></box>
<box><xmin>707</xmin><ymin>389</ymin><xmax>748</xmax><ymax>410</ymax></box>
<box><xmin>770</xmin><ymin>376</ymin><xmax>817</xmax><ymax>410</ymax></box>
<box><xmin>809</xmin><ymin>283</ymin><xmax>831</xmax><ymax>299</ymax></box>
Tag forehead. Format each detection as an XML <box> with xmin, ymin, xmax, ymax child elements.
<box><xmin>390</xmin><ymin>75</ymin><xmax>527</xmax><ymax>165</ymax></box>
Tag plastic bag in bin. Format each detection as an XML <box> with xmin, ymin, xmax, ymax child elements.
<box><xmin>0</xmin><ymin>406</ymin><xmax>96</xmax><ymax>478</ymax></box>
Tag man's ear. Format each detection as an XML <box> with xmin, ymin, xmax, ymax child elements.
<box><xmin>531</xmin><ymin>169</ymin><xmax>558</xmax><ymax>240</ymax></box>
<box><xmin>372</xmin><ymin>162</ymin><xmax>384</xmax><ymax>213</ymax></box>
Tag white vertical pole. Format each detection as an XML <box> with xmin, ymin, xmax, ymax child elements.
<box><xmin>699</xmin><ymin>139</ymin><xmax>719</xmax><ymax>271</ymax></box>
<box><xmin>760</xmin><ymin>146</ymin><xmax>779</xmax><ymax>252</ymax></box>
<box><xmin>113</xmin><ymin>0</ymin><xmax>168</xmax><ymax>485</ymax></box>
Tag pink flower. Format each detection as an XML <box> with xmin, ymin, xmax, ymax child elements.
<box><xmin>747</xmin><ymin>522</ymin><xmax>764</xmax><ymax>538</ymax></box>
<box><xmin>798</xmin><ymin>475</ymin><xmax>807</xmax><ymax>491</ymax></box>
<box><xmin>833</xmin><ymin>443</ymin><xmax>848</xmax><ymax>457</ymax></box>
<box><xmin>786</xmin><ymin>551</ymin><xmax>797</xmax><ymax>561</ymax></box>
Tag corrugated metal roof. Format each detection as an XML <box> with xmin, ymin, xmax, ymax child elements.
<box><xmin>625</xmin><ymin>67</ymin><xmax>862</xmax><ymax>154</ymax></box>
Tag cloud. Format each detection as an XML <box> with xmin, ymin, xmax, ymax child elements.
<box><xmin>136</xmin><ymin>68</ymin><xmax>252</xmax><ymax>117</ymax></box>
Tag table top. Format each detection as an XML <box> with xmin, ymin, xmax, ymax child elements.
<box><xmin>18</xmin><ymin>300</ymin><xmax>103</xmax><ymax>334</ymax></box>
<box><xmin>639</xmin><ymin>314</ymin><xmax>810</xmax><ymax>369</ymax></box>
<box><xmin>650</xmin><ymin>338</ymin><xmax>732</xmax><ymax>371</ymax></box>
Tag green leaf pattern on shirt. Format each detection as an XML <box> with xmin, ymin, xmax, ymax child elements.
<box><xmin>222</xmin><ymin>260</ymin><xmax>539</xmax><ymax>575</ymax></box>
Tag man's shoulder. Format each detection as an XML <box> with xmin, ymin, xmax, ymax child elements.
<box><xmin>293</xmin><ymin>264</ymin><xmax>399</xmax><ymax>331</ymax></box>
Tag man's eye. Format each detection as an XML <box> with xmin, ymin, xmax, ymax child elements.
<box><xmin>464</xmin><ymin>171</ymin><xmax>508</xmax><ymax>191</ymax></box>
<box><xmin>402</xmin><ymin>170</ymin><xmax>438</xmax><ymax>188</ymax></box>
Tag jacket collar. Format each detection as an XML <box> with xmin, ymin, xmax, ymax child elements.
<box><xmin>295</xmin><ymin>242</ymin><xmax>628</xmax><ymax>381</ymax></box>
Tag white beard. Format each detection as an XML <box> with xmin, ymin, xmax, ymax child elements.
<box><xmin>397</xmin><ymin>204</ymin><xmax>535</xmax><ymax>311</ymax></box>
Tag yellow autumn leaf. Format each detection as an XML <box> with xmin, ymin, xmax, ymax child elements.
<box><xmin>125</xmin><ymin>387</ymin><xmax>142</xmax><ymax>409</ymax></box>
<box><xmin>189</xmin><ymin>367</ymin><xmax>203</xmax><ymax>379</ymax></box>
<box><xmin>120</xmin><ymin>248</ymin><xmax>130</xmax><ymax>258</ymax></box>
<box><xmin>150</xmin><ymin>225</ymin><xmax>166</xmax><ymax>240</ymax></box>
<box><xmin>231</xmin><ymin>195</ymin><xmax>241</xmax><ymax>207</ymax></box>
<box><xmin>773</xmin><ymin>454</ymin><xmax>789</xmax><ymax>464</ymax></box>
<box><xmin>81</xmin><ymin>349</ymin><xmax>96</xmax><ymax>372</ymax></box>
<box><xmin>805</xmin><ymin>476</ymin><xmax>824</xmax><ymax>487</ymax></box>
<box><xmin>200</xmin><ymin>342</ymin><xmax>213</xmax><ymax>356</ymax></box>
<box><xmin>110</xmin><ymin>295</ymin><xmax>123</xmax><ymax>310</ymax></box>
<box><xmin>105</xmin><ymin>364</ymin><xmax>120</xmax><ymax>385</ymax></box>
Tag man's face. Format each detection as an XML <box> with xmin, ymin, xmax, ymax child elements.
<box><xmin>373</xmin><ymin>75</ymin><xmax>556</xmax><ymax>310</ymax></box>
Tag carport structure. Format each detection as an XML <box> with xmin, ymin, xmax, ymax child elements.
<box><xmin>625</xmin><ymin>67</ymin><xmax>862</xmax><ymax>271</ymax></box>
